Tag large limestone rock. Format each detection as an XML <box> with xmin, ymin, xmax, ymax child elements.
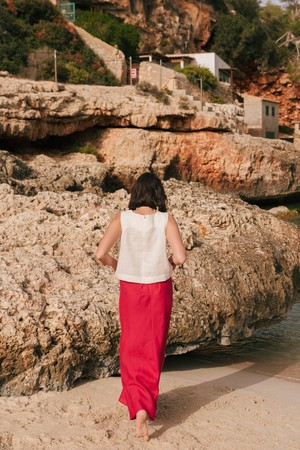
<box><xmin>0</xmin><ymin>76</ymin><xmax>243</xmax><ymax>141</ymax></box>
<box><xmin>0</xmin><ymin>151</ymin><xmax>107</xmax><ymax>195</ymax></box>
<box><xmin>96</xmin><ymin>128</ymin><xmax>300</xmax><ymax>201</ymax></box>
<box><xmin>1</xmin><ymin>77</ymin><xmax>300</xmax><ymax>202</ymax></box>
<box><xmin>1</xmin><ymin>157</ymin><xmax>299</xmax><ymax>395</ymax></box>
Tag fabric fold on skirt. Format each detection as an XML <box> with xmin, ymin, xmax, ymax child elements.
<box><xmin>118</xmin><ymin>278</ymin><xmax>173</xmax><ymax>421</ymax></box>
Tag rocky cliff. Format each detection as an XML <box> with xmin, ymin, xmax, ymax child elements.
<box><xmin>0</xmin><ymin>76</ymin><xmax>243</xmax><ymax>140</ymax></box>
<box><xmin>242</xmin><ymin>68</ymin><xmax>300</xmax><ymax>129</ymax></box>
<box><xmin>73</xmin><ymin>0</ymin><xmax>216</xmax><ymax>54</ymax></box>
<box><xmin>1</xmin><ymin>150</ymin><xmax>300</xmax><ymax>395</ymax></box>
<box><xmin>1</xmin><ymin>75</ymin><xmax>300</xmax><ymax>202</ymax></box>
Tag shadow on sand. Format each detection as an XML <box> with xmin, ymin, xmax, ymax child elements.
<box><xmin>151</xmin><ymin>331</ymin><xmax>300</xmax><ymax>439</ymax></box>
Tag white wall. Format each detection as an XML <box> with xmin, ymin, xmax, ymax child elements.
<box><xmin>186</xmin><ymin>53</ymin><xmax>230</xmax><ymax>81</ymax></box>
<box><xmin>138</xmin><ymin>62</ymin><xmax>202</xmax><ymax>98</ymax></box>
<box><xmin>262</xmin><ymin>100</ymin><xmax>279</xmax><ymax>138</ymax></box>
<box><xmin>243</xmin><ymin>95</ymin><xmax>279</xmax><ymax>138</ymax></box>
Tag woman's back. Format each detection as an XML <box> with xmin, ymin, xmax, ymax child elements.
<box><xmin>115</xmin><ymin>210</ymin><xmax>172</xmax><ymax>284</ymax></box>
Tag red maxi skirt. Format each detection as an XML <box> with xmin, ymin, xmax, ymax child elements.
<box><xmin>118</xmin><ymin>278</ymin><xmax>173</xmax><ymax>421</ymax></box>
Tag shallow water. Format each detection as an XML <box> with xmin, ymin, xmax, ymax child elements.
<box><xmin>190</xmin><ymin>301</ymin><xmax>300</xmax><ymax>382</ymax></box>
<box><xmin>189</xmin><ymin>206</ymin><xmax>300</xmax><ymax>383</ymax></box>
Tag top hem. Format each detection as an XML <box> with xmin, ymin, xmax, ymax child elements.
<box><xmin>115</xmin><ymin>272</ymin><xmax>172</xmax><ymax>284</ymax></box>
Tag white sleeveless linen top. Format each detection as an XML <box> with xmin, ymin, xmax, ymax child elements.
<box><xmin>115</xmin><ymin>210</ymin><xmax>173</xmax><ymax>284</ymax></box>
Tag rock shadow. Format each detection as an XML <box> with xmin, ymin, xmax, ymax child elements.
<box><xmin>101</xmin><ymin>171</ymin><xmax>126</xmax><ymax>193</ymax></box>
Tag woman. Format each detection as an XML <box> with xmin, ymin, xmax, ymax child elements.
<box><xmin>95</xmin><ymin>172</ymin><xmax>186</xmax><ymax>441</ymax></box>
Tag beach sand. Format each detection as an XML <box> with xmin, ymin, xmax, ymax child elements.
<box><xmin>0</xmin><ymin>354</ymin><xmax>299</xmax><ymax>450</ymax></box>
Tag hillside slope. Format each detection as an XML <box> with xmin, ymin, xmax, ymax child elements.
<box><xmin>0</xmin><ymin>0</ymin><xmax>117</xmax><ymax>85</ymax></box>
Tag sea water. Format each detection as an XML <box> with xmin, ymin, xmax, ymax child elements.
<box><xmin>189</xmin><ymin>209</ymin><xmax>300</xmax><ymax>382</ymax></box>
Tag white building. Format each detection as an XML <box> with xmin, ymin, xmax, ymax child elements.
<box><xmin>243</xmin><ymin>94</ymin><xmax>279</xmax><ymax>139</ymax></box>
<box><xmin>166</xmin><ymin>52</ymin><xmax>231</xmax><ymax>83</ymax></box>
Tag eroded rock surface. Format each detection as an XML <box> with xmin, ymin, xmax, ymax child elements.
<box><xmin>1</xmin><ymin>76</ymin><xmax>300</xmax><ymax>201</ymax></box>
<box><xmin>71</xmin><ymin>0</ymin><xmax>216</xmax><ymax>54</ymax></box>
<box><xmin>0</xmin><ymin>151</ymin><xmax>106</xmax><ymax>195</ymax></box>
<box><xmin>0</xmin><ymin>77</ymin><xmax>241</xmax><ymax>141</ymax></box>
<box><xmin>96</xmin><ymin>128</ymin><xmax>300</xmax><ymax>201</ymax></box>
<box><xmin>1</xmin><ymin>159</ymin><xmax>300</xmax><ymax>395</ymax></box>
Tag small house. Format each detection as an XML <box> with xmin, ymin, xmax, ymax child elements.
<box><xmin>166</xmin><ymin>52</ymin><xmax>231</xmax><ymax>83</ymax></box>
<box><xmin>243</xmin><ymin>94</ymin><xmax>279</xmax><ymax>139</ymax></box>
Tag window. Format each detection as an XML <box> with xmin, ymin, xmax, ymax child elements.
<box><xmin>219</xmin><ymin>70</ymin><xmax>230</xmax><ymax>83</ymax></box>
<box><xmin>272</xmin><ymin>106</ymin><xmax>275</xmax><ymax>117</ymax></box>
<box><xmin>265</xmin><ymin>105</ymin><xmax>269</xmax><ymax>116</ymax></box>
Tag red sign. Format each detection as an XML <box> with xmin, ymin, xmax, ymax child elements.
<box><xmin>131</xmin><ymin>68</ymin><xmax>137</xmax><ymax>79</ymax></box>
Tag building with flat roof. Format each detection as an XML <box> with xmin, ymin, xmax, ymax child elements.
<box><xmin>166</xmin><ymin>52</ymin><xmax>231</xmax><ymax>83</ymax></box>
<box><xmin>243</xmin><ymin>94</ymin><xmax>279</xmax><ymax>139</ymax></box>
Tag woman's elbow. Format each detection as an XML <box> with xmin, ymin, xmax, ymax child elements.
<box><xmin>173</xmin><ymin>252</ymin><xmax>187</xmax><ymax>265</ymax></box>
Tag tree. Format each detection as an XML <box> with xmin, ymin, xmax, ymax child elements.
<box><xmin>260</xmin><ymin>4</ymin><xmax>290</xmax><ymax>40</ymax></box>
<box><xmin>14</xmin><ymin>0</ymin><xmax>59</xmax><ymax>25</ymax></box>
<box><xmin>212</xmin><ymin>13</ymin><xmax>270</xmax><ymax>68</ymax></box>
<box><xmin>231</xmin><ymin>0</ymin><xmax>260</xmax><ymax>20</ymax></box>
<box><xmin>280</xmin><ymin>0</ymin><xmax>300</xmax><ymax>15</ymax></box>
<box><xmin>273</xmin><ymin>1</ymin><xmax>300</xmax><ymax>59</ymax></box>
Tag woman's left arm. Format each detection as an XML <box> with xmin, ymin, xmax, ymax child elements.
<box><xmin>95</xmin><ymin>213</ymin><xmax>121</xmax><ymax>271</ymax></box>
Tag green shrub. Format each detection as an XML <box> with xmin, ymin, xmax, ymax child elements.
<box><xmin>176</xmin><ymin>66</ymin><xmax>218</xmax><ymax>91</ymax></box>
<box><xmin>32</xmin><ymin>21</ymin><xmax>73</xmax><ymax>52</ymax></box>
<box><xmin>212</xmin><ymin>95</ymin><xmax>225</xmax><ymax>104</ymax></box>
<box><xmin>74</xmin><ymin>142</ymin><xmax>98</xmax><ymax>157</ymax></box>
<box><xmin>75</xmin><ymin>10</ymin><xmax>140</xmax><ymax>58</ymax></box>
<box><xmin>14</xmin><ymin>0</ymin><xmax>58</xmax><ymax>25</ymax></box>
<box><xmin>136</xmin><ymin>82</ymin><xmax>170</xmax><ymax>105</ymax></box>
<box><xmin>64</xmin><ymin>63</ymin><xmax>90</xmax><ymax>84</ymax></box>
<box><xmin>0</xmin><ymin>0</ymin><xmax>118</xmax><ymax>86</ymax></box>
<box><xmin>0</xmin><ymin>2</ymin><xmax>32</xmax><ymax>73</ymax></box>
<box><xmin>287</xmin><ymin>61</ymin><xmax>300</xmax><ymax>86</ymax></box>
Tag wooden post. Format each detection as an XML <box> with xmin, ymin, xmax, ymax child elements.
<box><xmin>129</xmin><ymin>56</ymin><xmax>132</xmax><ymax>86</ymax></box>
<box><xmin>200</xmin><ymin>78</ymin><xmax>203</xmax><ymax>111</ymax></box>
<box><xmin>54</xmin><ymin>50</ymin><xmax>58</xmax><ymax>83</ymax></box>
<box><xmin>159</xmin><ymin>59</ymin><xmax>162</xmax><ymax>90</ymax></box>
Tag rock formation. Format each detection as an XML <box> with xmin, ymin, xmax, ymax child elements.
<box><xmin>95</xmin><ymin>128</ymin><xmax>300</xmax><ymax>201</ymax></box>
<box><xmin>1</xmin><ymin>151</ymin><xmax>300</xmax><ymax>396</ymax></box>
<box><xmin>72</xmin><ymin>0</ymin><xmax>216</xmax><ymax>54</ymax></box>
<box><xmin>241</xmin><ymin>68</ymin><xmax>300</xmax><ymax>129</ymax></box>
<box><xmin>0</xmin><ymin>151</ymin><xmax>107</xmax><ymax>196</ymax></box>
<box><xmin>0</xmin><ymin>75</ymin><xmax>242</xmax><ymax>140</ymax></box>
<box><xmin>1</xmin><ymin>76</ymin><xmax>300</xmax><ymax>201</ymax></box>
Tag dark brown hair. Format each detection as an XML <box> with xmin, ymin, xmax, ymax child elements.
<box><xmin>128</xmin><ymin>172</ymin><xmax>167</xmax><ymax>212</ymax></box>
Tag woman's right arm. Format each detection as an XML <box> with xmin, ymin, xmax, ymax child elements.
<box><xmin>166</xmin><ymin>214</ymin><xmax>186</xmax><ymax>267</ymax></box>
<box><xmin>95</xmin><ymin>213</ymin><xmax>121</xmax><ymax>271</ymax></box>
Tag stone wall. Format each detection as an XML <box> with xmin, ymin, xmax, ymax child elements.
<box><xmin>139</xmin><ymin>61</ymin><xmax>202</xmax><ymax>99</ymax></box>
<box><xmin>294</xmin><ymin>123</ymin><xmax>300</xmax><ymax>150</ymax></box>
<box><xmin>74</xmin><ymin>25</ymin><xmax>127</xmax><ymax>83</ymax></box>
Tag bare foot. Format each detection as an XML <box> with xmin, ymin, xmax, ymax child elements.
<box><xmin>136</xmin><ymin>409</ymin><xmax>150</xmax><ymax>442</ymax></box>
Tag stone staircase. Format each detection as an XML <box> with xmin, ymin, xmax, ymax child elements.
<box><xmin>170</xmin><ymin>87</ymin><xmax>245</xmax><ymax>133</ymax></box>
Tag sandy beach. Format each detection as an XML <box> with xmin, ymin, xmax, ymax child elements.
<box><xmin>0</xmin><ymin>353</ymin><xmax>299</xmax><ymax>450</ymax></box>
